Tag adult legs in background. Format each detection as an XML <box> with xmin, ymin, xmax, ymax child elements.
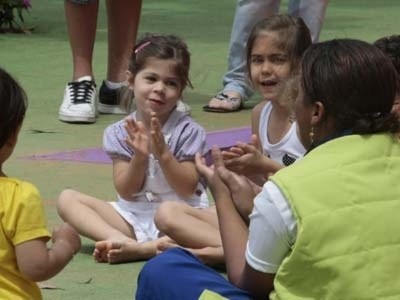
<box><xmin>59</xmin><ymin>0</ymin><xmax>142</xmax><ymax>123</ymax></box>
<box><xmin>65</xmin><ymin>0</ymin><xmax>98</xmax><ymax>81</ymax></box>
<box><xmin>59</xmin><ymin>0</ymin><xmax>99</xmax><ymax>123</ymax></box>
<box><xmin>288</xmin><ymin>0</ymin><xmax>330</xmax><ymax>43</ymax></box>
<box><xmin>98</xmin><ymin>0</ymin><xmax>142</xmax><ymax>114</ymax></box>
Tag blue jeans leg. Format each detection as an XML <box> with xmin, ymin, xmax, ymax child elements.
<box><xmin>287</xmin><ymin>0</ymin><xmax>330</xmax><ymax>43</ymax></box>
<box><xmin>136</xmin><ymin>248</ymin><xmax>252</xmax><ymax>300</ymax></box>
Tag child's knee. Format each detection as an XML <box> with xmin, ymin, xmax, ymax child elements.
<box><xmin>154</xmin><ymin>201</ymin><xmax>184</xmax><ymax>232</ymax></box>
<box><xmin>57</xmin><ymin>189</ymin><xmax>79</xmax><ymax>215</ymax></box>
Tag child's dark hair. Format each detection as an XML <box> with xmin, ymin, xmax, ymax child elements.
<box><xmin>373</xmin><ymin>35</ymin><xmax>400</xmax><ymax>94</ymax></box>
<box><xmin>123</xmin><ymin>34</ymin><xmax>192</xmax><ymax>111</ymax></box>
<box><xmin>0</xmin><ymin>68</ymin><xmax>27</xmax><ymax>149</ymax></box>
<box><xmin>246</xmin><ymin>14</ymin><xmax>312</xmax><ymax>74</ymax></box>
<box><xmin>301</xmin><ymin>39</ymin><xmax>400</xmax><ymax>134</ymax></box>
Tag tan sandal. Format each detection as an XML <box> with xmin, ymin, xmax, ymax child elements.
<box><xmin>203</xmin><ymin>92</ymin><xmax>243</xmax><ymax>113</ymax></box>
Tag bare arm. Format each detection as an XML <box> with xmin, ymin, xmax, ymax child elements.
<box><xmin>113</xmin><ymin>118</ymin><xmax>149</xmax><ymax>199</ymax></box>
<box><xmin>16</xmin><ymin>223</ymin><xmax>81</xmax><ymax>282</ymax></box>
<box><xmin>251</xmin><ymin>101</ymin><xmax>268</xmax><ymax>138</ymax></box>
<box><xmin>151</xmin><ymin>114</ymin><xmax>199</xmax><ymax>199</ymax></box>
<box><xmin>196</xmin><ymin>149</ymin><xmax>248</xmax><ymax>283</ymax></box>
<box><xmin>239</xmin><ymin>263</ymin><xmax>275</xmax><ymax>300</ymax></box>
<box><xmin>196</xmin><ymin>148</ymin><xmax>274</xmax><ymax>299</ymax></box>
<box><xmin>113</xmin><ymin>158</ymin><xmax>148</xmax><ymax>200</ymax></box>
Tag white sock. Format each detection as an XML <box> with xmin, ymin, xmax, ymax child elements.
<box><xmin>76</xmin><ymin>75</ymin><xmax>93</xmax><ymax>82</ymax></box>
<box><xmin>105</xmin><ymin>80</ymin><xmax>126</xmax><ymax>90</ymax></box>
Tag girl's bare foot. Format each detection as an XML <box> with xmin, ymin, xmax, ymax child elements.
<box><xmin>94</xmin><ymin>238</ymin><xmax>137</xmax><ymax>263</ymax></box>
<box><xmin>106</xmin><ymin>240</ymin><xmax>144</xmax><ymax>264</ymax></box>
<box><xmin>94</xmin><ymin>236</ymin><xmax>173</xmax><ymax>264</ymax></box>
<box><xmin>156</xmin><ymin>240</ymin><xmax>179</xmax><ymax>255</ymax></box>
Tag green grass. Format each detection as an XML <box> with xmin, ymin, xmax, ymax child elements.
<box><xmin>1</xmin><ymin>0</ymin><xmax>400</xmax><ymax>299</ymax></box>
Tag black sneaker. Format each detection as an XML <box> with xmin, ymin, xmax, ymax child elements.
<box><xmin>98</xmin><ymin>81</ymin><xmax>128</xmax><ymax>114</ymax></box>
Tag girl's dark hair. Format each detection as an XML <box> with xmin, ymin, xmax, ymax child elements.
<box><xmin>373</xmin><ymin>35</ymin><xmax>400</xmax><ymax>94</ymax></box>
<box><xmin>0</xmin><ymin>68</ymin><xmax>27</xmax><ymax>148</ymax></box>
<box><xmin>301</xmin><ymin>39</ymin><xmax>400</xmax><ymax>134</ymax></box>
<box><xmin>123</xmin><ymin>34</ymin><xmax>192</xmax><ymax>110</ymax></box>
<box><xmin>246</xmin><ymin>14</ymin><xmax>312</xmax><ymax>74</ymax></box>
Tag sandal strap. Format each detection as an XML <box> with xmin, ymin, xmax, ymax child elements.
<box><xmin>214</xmin><ymin>92</ymin><xmax>242</xmax><ymax>110</ymax></box>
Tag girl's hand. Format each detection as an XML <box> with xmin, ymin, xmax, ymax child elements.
<box><xmin>223</xmin><ymin>134</ymin><xmax>264</xmax><ymax>176</ymax></box>
<box><xmin>221</xmin><ymin>145</ymin><xmax>245</xmax><ymax>160</ymax></box>
<box><xmin>124</xmin><ymin>116</ymin><xmax>150</xmax><ymax>158</ymax></box>
<box><xmin>52</xmin><ymin>223</ymin><xmax>81</xmax><ymax>255</ymax></box>
<box><xmin>150</xmin><ymin>112</ymin><xmax>168</xmax><ymax>159</ymax></box>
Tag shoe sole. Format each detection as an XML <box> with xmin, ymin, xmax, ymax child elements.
<box><xmin>59</xmin><ymin>113</ymin><xmax>96</xmax><ymax>124</ymax></box>
<box><xmin>98</xmin><ymin>103</ymin><xmax>127</xmax><ymax>115</ymax></box>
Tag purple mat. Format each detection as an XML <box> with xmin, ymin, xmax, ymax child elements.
<box><xmin>22</xmin><ymin>126</ymin><xmax>251</xmax><ymax>165</ymax></box>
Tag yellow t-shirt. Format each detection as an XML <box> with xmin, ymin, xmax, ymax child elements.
<box><xmin>0</xmin><ymin>177</ymin><xmax>51</xmax><ymax>300</ymax></box>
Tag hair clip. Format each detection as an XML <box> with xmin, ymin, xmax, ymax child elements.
<box><xmin>134</xmin><ymin>41</ymin><xmax>151</xmax><ymax>54</ymax></box>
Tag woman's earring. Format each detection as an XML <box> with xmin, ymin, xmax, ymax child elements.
<box><xmin>309</xmin><ymin>126</ymin><xmax>314</xmax><ymax>144</ymax></box>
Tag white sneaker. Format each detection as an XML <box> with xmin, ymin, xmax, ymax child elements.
<box><xmin>59</xmin><ymin>77</ymin><xmax>97</xmax><ymax>123</ymax></box>
<box><xmin>176</xmin><ymin>100</ymin><xmax>191</xmax><ymax>115</ymax></box>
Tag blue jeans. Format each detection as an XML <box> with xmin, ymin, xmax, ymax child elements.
<box><xmin>222</xmin><ymin>0</ymin><xmax>330</xmax><ymax>100</ymax></box>
<box><xmin>136</xmin><ymin>248</ymin><xmax>252</xmax><ymax>300</ymax></box>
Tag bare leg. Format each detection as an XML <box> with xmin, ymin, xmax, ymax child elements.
<box><xmin>155</xmin><ymin>202</ymin><xmax>221</xmax><ymax>248</ymax></box>
<box><xmin>57</xmin><ymin>189</ymin><xmax>136</xmax><ymax>241</ymax></box>
<box><xmin>65</xmin><ymin>0</ymin><xmax>99</xmax><ymax>80</ymax></box>
<box><xmin>157</xmin><ymin>241</ymin><xmax>225</xmax><ymax>266</ymax></box>
<box><xmin>105</xmin><ymin>0</ymin><xmax>142</xmax><ymax>82</ymax></box>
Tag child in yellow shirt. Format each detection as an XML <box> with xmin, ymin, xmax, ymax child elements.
<box><xmin>0</xmin><ymin>68</ymin><xmax>81</xmax><ymax>300</ymax></box>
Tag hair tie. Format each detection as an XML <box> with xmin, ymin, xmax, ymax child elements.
<box><xmin>363</xmin><ymin>112</ymin><xmax>387</xmax><ymax>119</ymax></box>
<box><xmin>134</xmin><ymin>41</ymin><xmax>151</xmax><ymax>54</ymax></box>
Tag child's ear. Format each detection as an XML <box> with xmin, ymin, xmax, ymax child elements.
<box><xmin>126</xmin><ymin>71</ymin><xmax>135</xmax><ymax>87</ymax></box>
<box><xmin>7</xmin><ymin>124</ymin><xmax>22</xmax><ymax>149</ymax></box>
<box><xmin>310</xmin><ymin>101</ymin><xmax>325</xmax><ymax>126</ymax></box>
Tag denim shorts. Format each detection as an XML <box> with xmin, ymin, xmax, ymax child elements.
<box><xmin>67</xmin><ymin>0</ymin><xmax>96</xmax><ymax>4</ymax></box>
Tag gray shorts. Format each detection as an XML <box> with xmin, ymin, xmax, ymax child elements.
<box><xmin>67</xmin><ymin>0</ymin><xmax>97</xmax><ymax>4</ymax></box>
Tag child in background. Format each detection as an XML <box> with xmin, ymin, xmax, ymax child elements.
<box><xmin>0</xmin><ymin>68</ymin><xmax>81</xmax><ymax>300</ymax></box>
<box><xmin>155</xmin><ymin>15</ymin><xmax>311</xmax><ymax>264</ymax></box>
<box><xmin>223</xmin><ymin>75</ymin><xmax>301</xmax><ymax>185</ymax></box>
<box><xmin>374</xmin><ymin>34</ymin><xmax>400</xmax><ymax>116</ymax></box>
<box><xmin>57</xmin><ymin>34</ymin><xmax>209</xmax><ymax>264</ymax></box>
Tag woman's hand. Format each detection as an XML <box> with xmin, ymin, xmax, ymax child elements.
<box><xmin>195</xmin><ymin>147</ymin><xmax>231</xmax><ymax>200</ymax></box>
<box><xmin>216</xmin><ymin>160</ymin><xmax>259</xmax><ymax>223</ymax></box>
